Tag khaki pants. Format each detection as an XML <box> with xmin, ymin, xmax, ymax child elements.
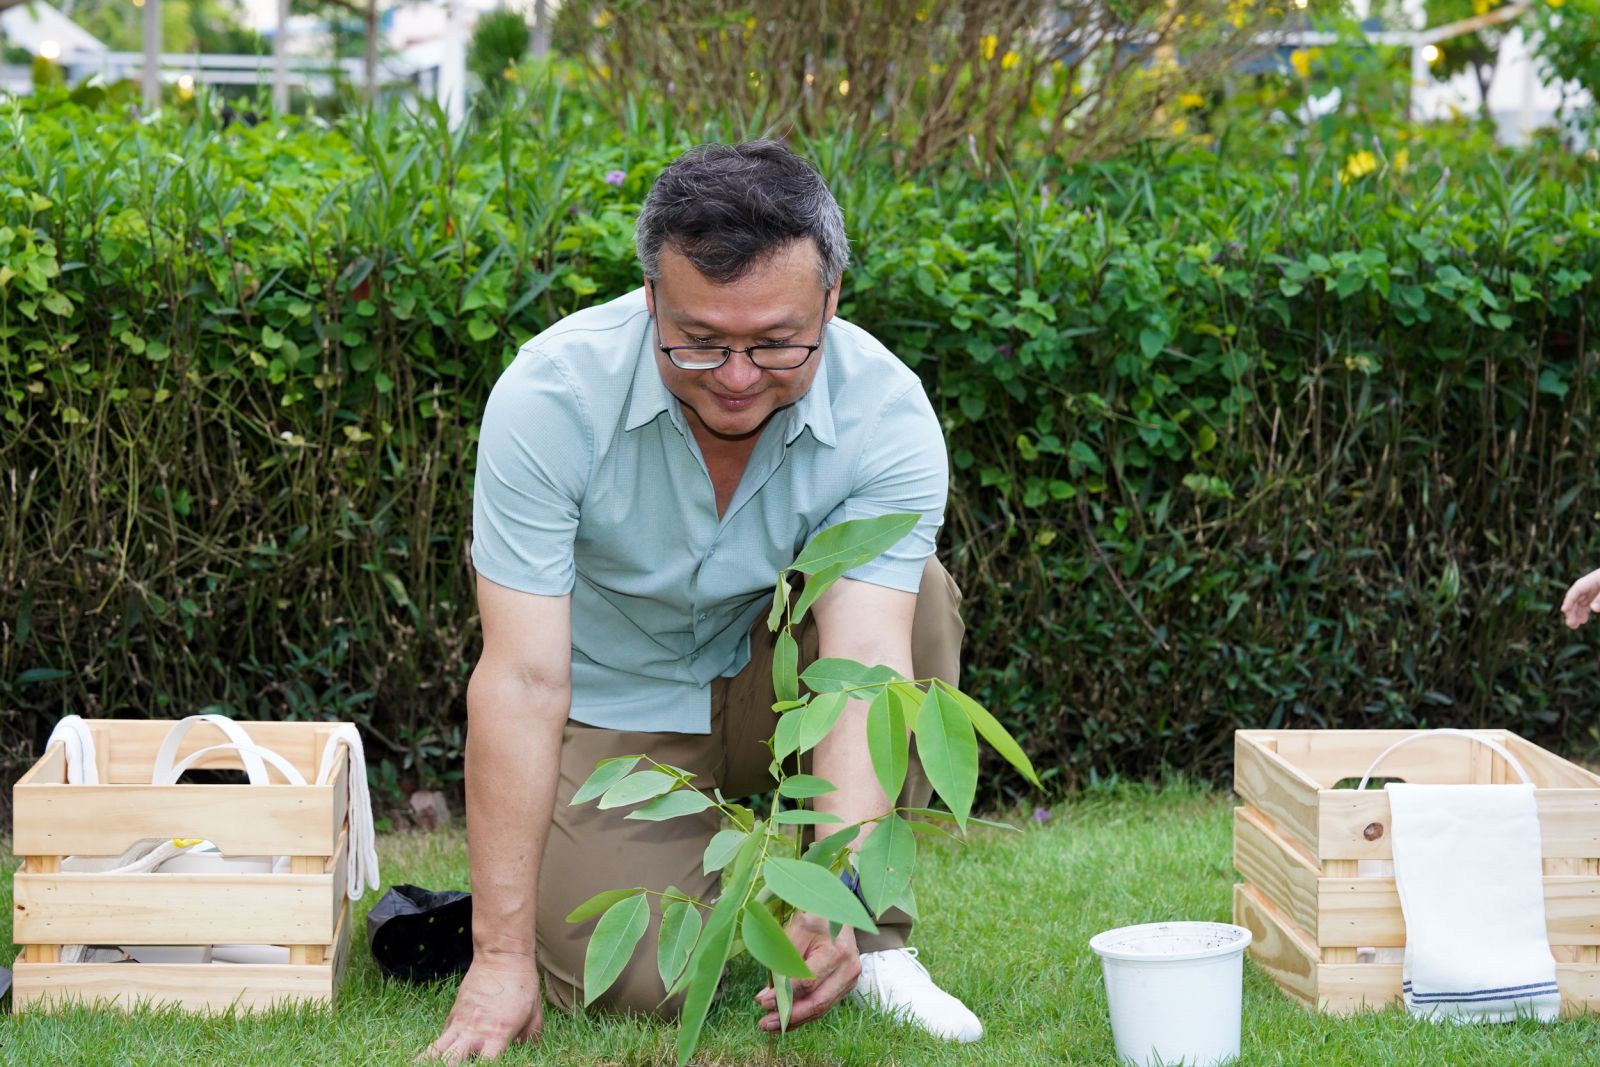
<box><xmin>536</xmin><ymin>556</ymin><xmax>964</xmax><ymax>1017</ymax></box>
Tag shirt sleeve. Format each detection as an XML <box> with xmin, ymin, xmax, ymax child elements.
<box><xmin>817</xmin><ymin>379</ymin><xmax>949</xmax><ymax>593</ymax></box>
<box><xmin>470</xmin><ymin>348</ymin><xmax>591</xmax><ymax>596</ymax></box>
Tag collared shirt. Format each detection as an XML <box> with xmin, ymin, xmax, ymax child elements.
<box><xmin>470</xmin><ymin>287</ymin><xmax>948</xmax><ymax>733</ymax></box>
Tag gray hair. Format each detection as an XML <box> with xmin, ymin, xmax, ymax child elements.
<box><xmin>635</xmin><ymin>140</ymin><xmax>849</xmax><ymax>291</ymax></box>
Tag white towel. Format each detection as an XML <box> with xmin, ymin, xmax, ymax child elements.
<box><xmin>1387</xmin><ymin>783</ymin><xmax>1560</xmax><ymax>1022</ymax></box>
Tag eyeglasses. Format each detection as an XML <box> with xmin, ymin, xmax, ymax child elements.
<box><xmin>652</xmin><ymin>291</ymin><xmax>830</xmax><ymax>372</ymax></box>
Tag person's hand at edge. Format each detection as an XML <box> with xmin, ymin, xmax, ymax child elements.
<box><xmin>1561</xmin><ymin>567</ymin><xmax>1600</xmax><ymax>629</ymax></box>
<box><xmin>421</xmin><ymin>951</ymin><xmax>541</xmax><ymax>1064</ymax></box>
<box><xmin>753</xmin><ymin>913</ymin><xmax>861</xmax><ymax>1032</ymax></box>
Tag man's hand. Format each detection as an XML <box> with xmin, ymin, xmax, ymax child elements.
<box><xmin>1561</xmin><ymin>567</ymin><xmax>1600</xmax><ymax>629</ymax></box>
<box><xmin>753</xmin><ymin>913</ymin><xmax>861</xmax><ymax>1032</ymax></box>
<box><xmin>423</xmin><ymin>953</ymin><xmax>542</xmax><ymax>1064</ymax></box>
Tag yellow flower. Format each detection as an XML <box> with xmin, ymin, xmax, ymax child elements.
<box><xmin>1170</xmin><ymin>118</ymin><xmax>1189</xmax><ymax>136</ymax></box>
<box><xmin>593</xmin><ymin>9</ymin><xmax>613</xmax><ymax>28</ymax></box>
<box><xmin>1393</xmin><ymin>148</ymin><xmax>1409</xmax><ymax>173</ymax></box>
<box><xmin>981</xmin><ymin>34</ymin><xmax>998</xmax><ymax>62</ymax></box>
<box><xmin>1549</xmin><ymin>0</ymin><xmax>1564</xmax><ymax>7</ymax></box>
<box><xmin>929</xmin><ymin>63</ymin><xmax>944</xmax><ymax>76</ymax></box>
<box><xmin>1289</xmin><ymin>49</ymin><xmax>1313</xmax><ymax>78</ymax></box>
<box><xmin>1178</xmin><ymin>92</ymin><xmax>1206</xmax><ymax>109</ymax></box>
<box><xmin>745</xmin><ymin>16</ymin><xmax>756</xmax><ymax>30</ymax></box>
<box><xmin>1001</xmin><ymin>51</ymin><xmax>1019</xmax><ymax>70</ymax></box>
<box><xmin>914</xmin><ymin>7</ymin><xmax>928</xmax><ymax>20</ymax></box>
<box><xmin>1341</xmin><ymin>150</ymin><xmax>1378</xmax><ymax>182</ymax></box>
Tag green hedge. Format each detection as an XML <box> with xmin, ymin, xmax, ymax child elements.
<box><xmin>3</xmin><ymin>91</ymin><xmax>1599</xmax><ymax>804</ymax></box>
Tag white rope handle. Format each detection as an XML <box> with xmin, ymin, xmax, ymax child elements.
<box><xmin>45</xmin><ymin>715</ymin><xmax>99</xmax><ymax>784</ymax></box>
<box><xmin>315</xmin><ymin>724</ymin><xmax>381</xmax><ymax>899</ymax></box>
<box><xmin>156</xmin><ymin>741</ymin><xmax>308</xmax><ymax>786</ymax></box>
<box><xmin>1356</xmin><ymin>728</ymin><xmax>1534</xmax><ymax>791</ymax></box>
<box><xmin>152</xmin><ymin>714</ymin><xmax>274</xmax><ymax>786</ymax></box>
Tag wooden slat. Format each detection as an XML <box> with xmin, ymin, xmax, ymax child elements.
<box><xmin>1317</xmin><ymin>789</ymin><xmax>1600</xmax><ymax>861</ymax></box>
<box><xmin>13</xmin><ymin>782</ymin><xmax>339</xmax><ymax>856</ymax></box>
<box><xmin>1244</xmin><ymin>729</ymin><xmax>1480</xmax><ymax>789</ymax></box>
<box><xmin>1503</xmin><ymin>736</ymin><xmax>1600</xmax><ymax>789</ymax></box>
<box><xmin>1317</xmin><ymin>963</ymin><xmax>1600</xmax><ymax>1017</ymax></box>
<box><xmin>1234</xmin><ymin>733</ymin><xmax>1323</xmax><ymax>857</ymax></box>
<box><xmin>328</xmin><ymin>898</ymin><xmax>352</xmax><ymax>1002</ymax></box>
<box><xmin>1318</xmin><ymin>964</ymin><xmax>1400</xmax><ymax>1014</ymax></box>
<box><xmin>14</xmin><ymin>868</ymin><xmax>337</xmax><ymax>946</ymax></box>
<box><xmin>15</xmin><ymin>743</ymin><xmax>66</xmax><ymax>787</ymax></box>
<box><xmin>327</xmin><ymin>747</ymin><xmax>349</xmax><ymax>848</ymax></box>
<box><xmin>90</xmin><ymin>719</ymin><xmax>323</xmax><ymax>784</ymax></box>
<box><xmin>1234</xmin><ymin>806</ymin><xmax>1319</xmax><ymax>937</ymax></box>
<box><xmin>1319</xmin><ymin>860</ymin><xmax>1359</xmax><ymax>962</ymax></box>
<box><xmin>13</xmin><ymin>956</ymin><xmax>335</xmax><ymax>1013</ymax></box>
<box><xmin>1234</xmin><ymin>882</ymin><xmax>1318</xmax><ymax>1007</ymax></box>
<box><xmin>1317</xmin><ymin>874</ymin><xmax>1600</xmax><ymax>948</ymax></box>
<box><xmin>21</xmin><ymin>856</ymin><xmax>61</xmax><ymax>964</ymax></box>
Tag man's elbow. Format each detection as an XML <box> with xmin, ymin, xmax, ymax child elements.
<box><xmin>467</xmin><ymin>658</ymin><xmax>571</xmax><ymax>724</ymax></box>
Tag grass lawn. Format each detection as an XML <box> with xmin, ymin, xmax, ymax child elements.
<box><xmin>5</xmin><ymin>784</ymin><xmax>1600</xmax><ymax>1065</ymax></box>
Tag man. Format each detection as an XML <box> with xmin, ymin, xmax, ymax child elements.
<box><xmin>427</xmin><ymin>141</ymin><xmax>981</xmax><ymax>1063</ymax></box>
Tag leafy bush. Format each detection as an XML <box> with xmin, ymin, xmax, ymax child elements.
<box><xmin>2</xmin><ymin>84</ymin><xmax>1598</xmax><ymax>810</ymax></box>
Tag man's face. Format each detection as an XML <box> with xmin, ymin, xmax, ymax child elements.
<box><xmin>644</xmin><ymin>242</ymin><xmax>836</xmax><ymax>445</ymax></box>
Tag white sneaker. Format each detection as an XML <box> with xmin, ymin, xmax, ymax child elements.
<box><xmin>849</xmin><ymin>947</ymin><xmax>984</xmax><ymax>1043</ymax></box>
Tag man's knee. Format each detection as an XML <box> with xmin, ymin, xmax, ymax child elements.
<box><xmin>542</xmin><ymin>955</ymin><xmax>687</xmax><ymax>1020</ymax></box>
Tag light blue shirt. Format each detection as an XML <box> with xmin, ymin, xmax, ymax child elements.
<box><xmin>470</xmin><ymin>287</ymin><xmax>948</xmax><ymax>733</ymax></box>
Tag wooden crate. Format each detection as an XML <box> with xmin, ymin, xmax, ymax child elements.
<box><xmin>1233</xmin><ymin>729</ymin><xmax>1600</xmax><ymax>1015</ymax></box>
<box><xmin>12</xmin><ymin>719</ymin><xmax>354</xmax><ymax>1012</ymax></box>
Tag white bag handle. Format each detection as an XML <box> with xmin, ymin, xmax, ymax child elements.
<box><xmin>156</xmin><ymin>742</ymin><xmax>307</xmax><ymax>786</ymax></box>
<box><xmin>152</xmin><ymin>714</ymin><xmax>275</xmax><ymax>785</ymax></box>
<box><xmin>1356</xmin><ymin>728</ymin><xmax>1534</xmax><ymax>791</ymax></box>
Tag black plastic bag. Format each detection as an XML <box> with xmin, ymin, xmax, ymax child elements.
<box><xmin>366</xmin><ymin>884</ymin><xmax>473</xmax><ymax>983</ymax></box>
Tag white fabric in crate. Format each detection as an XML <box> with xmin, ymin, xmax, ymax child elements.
<box><xmin>1387</xmin><ymin>783</ymin><xmax>1560</xmax><ymax>1022</ymax></box>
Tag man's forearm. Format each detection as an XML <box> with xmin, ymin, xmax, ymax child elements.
<box><xmin>811</xmin><ymin>698</ymin><xmax>893</xmax><ymax>834</ymax></box>
<box><xmin>464</xmin><ymin>670</ymin><xmax>569</xmax><ymax>960</ymax></box>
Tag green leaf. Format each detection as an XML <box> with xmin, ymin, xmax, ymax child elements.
<box><xmin>913</xmin><ymin>687</ymin><xmax>978</xmax><ymax>829</ymax></box>
<box><xmin>866</xmin><ymin>688</ymin><xmax>909</xmax><ymax>801</ymax></box>
<box><xmin>799</xmin><ymin>691</ymin><xmax>849</xmax><ymax>754</ymax></box>
<box><xmin>16</xmin><ymin>667</ymin><xmax>72</xmax><ymax>685</ymax></box>
<box><xmin>741</xmin><ymin>901</ymin><xmax>814</xmax><ymax>979</ymax></box>
<box><xmin>788</xmin><ymin>513</ymin><xmax>920</xmax><ymax>575</ymax></box>
<box><xmin>674</xmin><ymin>849</ymin><xmax>754</xmax><ymax>1065</ymax></box>
<box><xmin>802</xmin><ymin>824</ymin><xmax>862</xmax><ymax>868</ymax></box>
<box><xmin>799</xmin><ymin>658</ymin><xmax>901</xmax><ymax>693</ymax></box>
<box><xmin>856</xmin><ymin>815</ymin><xmax>916</xmax><ymax>918</ymax></box>
<box><xmin>900</xmin><ymin>807</ymin><xmax>1020</xmax><ymax>833</ymax></box>
<box><xmin>773</xmin><ymin>809</ymin><xmax>844</xmax><ymax>826</ymax></box>
<box><xmin>773</xmin><ymin>691</ymin><xmax>848</xmax><ymax>760</ymax></box>
<box><xmin>702</xmin><ymin>828</ymin><xmax>746</xmax><ymax>875</ymax></box>
<box><xmin>581</xmin><ymin>893</ymin><xmax>650</xmax><ymax>1006</ymax></box>
<box><xmin>626</xmin><ymin>790</ymin><xmax>714</xmax><ymax>821</ymax></box>
<box><xmin>766</xmin><ymin>576</ymin><xmax>789</xmax><ymax>632</ymax></box>
<box><xmin>597</xmin><ymin>770</ymin><xmax>678</xmax><ymax>809</ymax></box>
<box><xmin>790</xmin><ymin>560</ymin><xmax>850</xmax><ymax>624</ymax></box>
<box><xmin>935</xmin><ymin>680</ymin><xmax>1041</xmax><ymax>787</ymax></box>
<box><xmin>657</xmin><ymin>899</ymin><xmax>701</xmax><ymax>991</ymax></box>
<box><xmin>565</xmin><ymin>886</ymin><xmax>645</xmax><ymax>924</ymax></box>
<box><xmin>762</xmin><ymin>858</ymin><xmax>877</xmax><ymax>933</ymax></box>
<box><xmin>773</xmin><ymin>709</ymin><xmax>805</xmax><ymax>763</ymax></box>
<box><xmin>777</xmin><ymin>774</ymin><xmax>837</xmax><ymax>799</ymax></box>
<box><xmin>896</xmin><ymin>879</ymin><xmax>920</xmax><ymax>922</ymax></box>
<box><xmin>776</xmin><ymin>973</ymin><xmax>794</xmax><ymax>1031</ymax></box>
<box><xmin>467</xmin><ymin>316</ymin><xmax>498</xmax><ymax>342</ymax></box>
<box><xmin>773</xmin><ymin>630</ymin><xmax>799</xmax><ymax>704</ymax></box>
<box><xmin>571</xmin><ymin>756</ymin><xmax>641</xmax><ymax>806</ymax></box>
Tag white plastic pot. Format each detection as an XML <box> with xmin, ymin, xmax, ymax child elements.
<box><xmin>1089</xmin><ymin>921</ymin><xmax>1253</xmax><ymax>1067</ymax></box>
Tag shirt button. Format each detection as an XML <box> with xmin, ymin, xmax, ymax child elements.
<box><xmin>697</xmin><ymin>612</ymin><xmax>708</xmax><ymax>621</ymax></box>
